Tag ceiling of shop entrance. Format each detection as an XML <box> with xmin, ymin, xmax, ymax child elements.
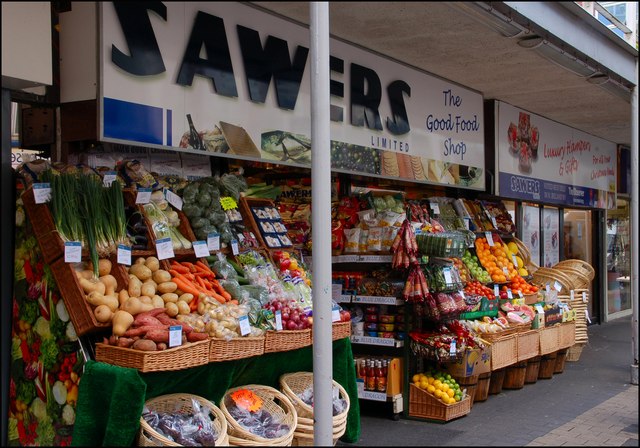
<box><xmin>251</xmin><ymin>1</ymin><xmax>633</xmax><ymax>147</ymax></box>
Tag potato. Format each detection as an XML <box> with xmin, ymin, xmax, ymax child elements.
<box><xmin>141</xmin><ymin>281</ymin><xmax>157</xmax><ymax>298</ymax></box>
<box><xmin>144</xmin><ymin>256</ymin><xmax>160</xmax><ymax>272</ymax></box>
<box><xmin>177</xmin><ymin>301</ymin><xmax>191</xmax><ymax>315</ymax></box>
<box><xmin>178</xmin><ymin>293</ymin><xmax>194</xmax><ymax>304</ymax></box>
<box><xmin>151</xmin><ymin>295</ymin><xmax>165</xmax><ymax>309</ymax></box>
<box><xmin>157</xmin><ymin>281</ymin><xmax>178</xmax><ymax>294</ymax></box>
<box><xmin>161</xmin><ymin>293</ymin><xmax>179</xmax><ymax>303</ymax></box>
<box><xmin>134</xmin><ymin>257</ymin><xmax>146</xmax><ymax>265</ymax></box>
<box><xmin>132</xmin><ymin>339</ymin><xmax>157</xmax><ymax>351</ymax></box>
<box><xmin>138</xmin><ymin>296</ymin><xmax>152</xmax><ymax>305</ymax></box>
<box><xmin>94</xmin><ymin>305</ymin><xmax>114</xmax><ymax>323</ymax></box>
<box><xmin>129</xmin><ymin>263</ymin><xmax>152</xmax><ymax>281</ymax></box>
<box><xmin>128</xmin><ymin>276</ymin><xmax>142</xmax><ymax>298</ymax></box>
<box><xmin>164</xmin><ymin>302</ymin><xmax>179</xmax><ymax>317</ymax></box>
<box><xmin>152</xmin><ymin>269</ymin><xmax>172</xmax><ymax>284</ymax></box>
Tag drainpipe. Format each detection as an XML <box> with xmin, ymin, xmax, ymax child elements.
<box><xmin>631</xmin><ymin>57</ymin><xmax>638</xmax><ymax>385</ymax></box>
<box><xmin>310</xmin><ymin>2</ymin><xmax>334</xmax><ymax>445</ymax></box>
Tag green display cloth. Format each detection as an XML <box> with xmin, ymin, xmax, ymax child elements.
<box><xmin>72</xmin><ymin>338</ymin><xmax>360</xmax><ymax>446</ymax></box>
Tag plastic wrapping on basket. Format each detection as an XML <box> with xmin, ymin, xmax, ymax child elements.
<box><xmin>225</xmin><ymin>400</ymin><xmax>291</xmax><ymax>439</ymax></box>
<box><xmin>294</xmin><ymin>385</ymin><xmax>348</xmax><ymax>417</ymax></box>
<box><xmin>141</xmin><ymin>398</ymin><xmax>219</xmax><ymax>446</ymax></box>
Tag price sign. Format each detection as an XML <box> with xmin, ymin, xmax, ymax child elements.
<box><xmin>570</xmin><ymin>290</ymin><xmax>575</xmax><ymax>300</ymax></box>
<box><xmin>136</xmin><ymin>188</ymin><xmax>152</xmax><ymax>204</ymax></box>
<box><xmin>33</xmin><ymin>183</ymin><xmax>52</xmax><ymax>204</ymax></box>
<box><xmin>164</xmin><ymin>189</ymin><xmax>183</xmax><ymax>211</ymax></box>
<box><xmin>430</xmin><ymin>202</ymin><xmax>440</xmax><ymax>215</ymax></box>
<box><xmin>459</xmin><ymin>290</ymin><xmax>466</xmax><ymax>299</ymax></box>
<box><xmin>502</xmin><ymin>267</ymin><xmax>509</xmax><ymax>276</ymax></box>
<box><xmin>102</xmin><ymin>171</ymin><xmax>117</xmax><ymax>187</ymax></box>
<box><xmin>231</xmin><ymin>239</ymin><xmax>239</xmax><ymax>255</ymax></box>
<box><xmin>546</xmin><ymin>283</ymin><xmax>551</xmax><ymax>294</ymax></box>
<box><xmin>585</xmin><ymin>309</ymin><xmax>591</xmax><ymax>324</ymax></box>
<box><xmin>332</xmin><ymin>305</ymin><xmax>341</xmax><ymax>322</ymax></box>
<box><xmin>485</xmin><ymin>232</ymin><xmax>495</xmax><ymax>246</ymax></box>
<box><xmin>275</xmin><ymin>310</ymin><xmax>283</xmax><ymax>331</ymax></box>
<box><xmin>507</xmin><ymin>289</ymin><xmax>513</xmax><ymax>299</ymax></box>
<box><xmin>464</xmin><ymin>218</ymin><xmax>470</xmax><ymax>230</ymax></box>
<box><xmin>238</xmin><ymin>315</ymin><xmax>251</xmax><ymax>336</ymax></box>
<box><xmin>511</xmin><ymin>254</ymin><xmax>518</xmax><ymax>268</ymax></box>
<box><xmin>443</xmin><ymin>268</ymin><xmax>453</xmax><ymax>285</ymax></box>
<box><xmin>220</xmin><ymin>196</ymin><xmax>238</xmax><ymax>211</ymax></box>
<box><xmin>117</xmin><ymin>244</ymin><xmax>132</xmax><ymax>265</ymax></box>
<box><xmin>494</xmin><ymin>284</ymin><xmax>500</xmax><ymax>298</ymax></box>
<box><xmin>582</xmin><ymin>291</ymin><xmax>587</xmax><ymax>303</ymax></box>
<box><xmin>518</xmin><ymin>291</ymin><xmax>524</xmax><ymax>299</ymax></box>
<box><xmin>207</xmin><ymin>233</ymin><xmax>220</xmax><ymax>252</ymax></box>
<box><xmin>449</xmin><ymin>340</ymin><xmax>457</xmax><ymax>355</ymax></box>
<box><xmin>64</xmin><ymin>242</ymin><xmax>82</xmax><ymax>263</ymax></box>
<box><xmin>192</xmin><ymin>240</ymin><xmax>210</xmax><ymax>258</ymax></box>
<box><xmin>169</xmin><ymin>326</ymin><xmax>182</xmax><ymax>348</ymax></box>
<box><xmin>491</xmin><ymin>216</ymin><xmax>498</xmax><ymax>228</ymax></box>
<box><xmin>155</xmin><ymin>237</ymin><xmax>175</xmax><ymax>260</ymax></box>
<box><xmin>535</xmin><ymin>304</ymin><xmax>545</xmax><ymax>314</ymax></box>
<box><xmin>553</xmin><ymin>281</ymin><xmax>562</xmax><ymax>292</ymax></box>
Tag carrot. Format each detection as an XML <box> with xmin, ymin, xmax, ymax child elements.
<box><xmin>172</xmin><ymin>277</ymin><xmax>201</xmax><ymax>297</ymax></box>
<box><xmin>228</xmin><ymin>299</ymin><xmax>239</xmax><ymax>305</ymax></box>
<box><xmin>170</xmin><ymin>263</ymin><xmax>190</xmax><ymax>274</ymax></box>
<box><xmin>195</xmin><ymin>261</ymin><xmax>215</xmax><ymax>277</ymax></box>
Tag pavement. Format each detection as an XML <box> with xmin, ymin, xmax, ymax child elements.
<box><xmin>340</xmin><ymin>315</ymin><xmax>639</xmax><ymax>446</ymax></box>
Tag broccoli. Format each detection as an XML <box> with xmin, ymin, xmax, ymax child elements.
<box><xmin>19</xmin><ymin>299</ymin><xmax>39</xmax><ymax>326</ymax></box>
<box><xmin>40</xmin><ymin>337</ymin><xmax>60</xmax><ymax>371</ymax></box>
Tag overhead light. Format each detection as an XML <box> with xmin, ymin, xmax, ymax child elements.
<box><xmin>517</xmin><ymin>36</ymin><xmax>544</xmax><ymax>49</ymax></box>
<box><xmin>586</xmin><ymin>74</ymin><xmax>610</xmax><ymax>85</ymax></box>
<box><xmin>531</xmin><ymin>42</ymin><xmax>598</xmax><ymax>78</ymax></box>
<box><xmin>448</xmin><ymin>3</ymin><xmax>525</xmax><ymax>38</ymax></box>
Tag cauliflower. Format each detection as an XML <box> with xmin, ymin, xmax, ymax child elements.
<box><xmin>30</xmin><ymin>398</ymin><xmax>48</xmax><ymax>421</ymax></box>
<box><xmin>33</xmin><ymin>317</ymin><xmax>51</xmax><ymax>338</ymax></box>
<box><xmin>62</xmin><ymin>404</ymin><xmax>76</xmax><ymax>425</ymax></box>
<box><xmin>66</xmin><ymin>322</ymin><xmax>78</xmax><ymax>342</ymax></box>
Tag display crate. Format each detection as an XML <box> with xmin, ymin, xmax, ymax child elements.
<box><xmin>516</xmin><ymin>329</ymin><xmax>540</xmax><ymax>362</ymax></box>
<box><xmin>21</xmin><ymin>186</ymin><xmax>65</xmax><ymax>264</ymax></box>
<box><xmin>539</xmin><ymin>325</ymin><xmax>561</xmax><ymax>355</ymax></box>
<box><xmin>409</xmin><ymin>384</ymin><xmax>471</xmax><ymax>422</ymax></box>
<box><xmin>488</xmin><ymin>333</ymin><xmax>518</xmax><ymax>370</ymax></box>
<box><xmin>557</xmin><ymin>321</ymin><xmax>576</xmax><ymax>349</ymax></box>
<box><xmin>264</xmin><ymin>329</ymin><xmax>312</xmax><ymax>353</ymax></box>
<box><xmin>209</xmin><ymin>336</ymin><xmax>265</xmax><ymax>362</ymax></box>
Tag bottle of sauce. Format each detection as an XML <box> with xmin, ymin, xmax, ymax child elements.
<box><xmin>376</xmin><ymin>360</ymin><xmax>387</xmax><ymax>392</ymax></box>
<box><xmin>366</xmin><ymin>359</ymin><xmax>377</xmax><ymax>391</ymax></box>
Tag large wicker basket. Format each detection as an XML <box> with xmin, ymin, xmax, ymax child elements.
<box><xmin>278</xmin><ymin>372</ymin><xmax>350</xmax><ymax>445</ymax></box>
<box><xmin>516</xmin><ymin>329</ymin><xmax>540</xmax><ymax>362</ymax></box>
<box><xmin>488</xmin><ymin>333</ymin><xmax>518</xmax><ymax>370</ymax></box>
<box><xmin>220</xmin><ymin>385</ymin><xmax>297</xmax><ymax>446</ymax></box>
<box><xmin>138</xmin><ymin>393</ymin><xmax>229</xmax><ymax>446</ymax></box>
<box><xmin>552</xmin><ymin>259</ymin><xmax>595</xmax><ymax>281</ymax></box>
<box><xmin>409</xmin><ymin>384</ymin><xmax>472</xmax><ymax>422</ymax></box>
<box><xmin>531</xmin><ymin>267</ymin><xmax>576</xmax><ymax>295</ymax></box>
<box><xmin>264</xmin><ymin>329</ymin><xmax>312</xmax><ymax>353</ymax></box>
<box><xmin>95</xmin><ymin>340</ymin><xmax>210</xmax><ymax>372</ymax></box>
<box><xmin>209</xmin><ymin>336</ymin><xmax>265</xmax><ymax>362</ymax></box>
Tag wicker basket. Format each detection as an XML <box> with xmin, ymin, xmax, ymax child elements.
<box><xmin>566</xmin><ymin>343</ymin><xmax>586</xmax><ymax>362</ymax></box>
<box><xmin>516</xmin><ymin>329</ymin><xmax>540</xmax><ymax>362</ymax></box>
<box><xmin>138</xmin><ymin>393</ymin><xmax>229</xmax><ymax>446</ymax></box>
<box><xmin>554</xmin><ymin>266</ymin><xmax>591</xmax><ymax>290</ymax></box>
<box><xmin>557</xmin><ymin>321</ymin><xmax>576</xmax><ymax>349</ymax></box>
<box><xmin>21</xmin><ymin>186</ymin><xmax>65</xmax><ymax>264</ymax></box>
<box><xmin>539</xmin><ymin>325</ymin><xmax>561</xmax><ymax>355</ymax></box>
<box><xmin>264</xmin><ymin>329</ymin><xmax>312</xmax><ymax>353</ymax></box>
<box><xmin>552</xmin><ymin>260</ymin><xmax>595</xmax><ymax>281</ymax></box>
<box><xmin>95</xmin><ymin>340</ymin><xmax>210</xmax><ymax>372</ymax></box>
<box><xmin>488</xmin><ymin>333</ymin><xmax>518</xmax><ymax>370</ymax></box>
<box><xmin>408</xmin><ymin>384</ymin><xmax>471</xmax><ymax>422</ymax></box>
<box><xmin>209</xmin><ymin>336</ymin><xmax>265</xmax><ymax>362</ymax></box>
<box><xmin>531</xmin><ymin>268</ymin><xmax>576</xmax><ymax>295</ymax></box>
<box><xmin>331</xmin><ymin>321</ymin><xmax>352</xmax><ymax>341</ymax></box>
<box><xmin>279</xmin><ymin>372</ymin><xmax>350</xmax><ymax>422</ymax></box>
<box><xmin>220</xmin><ymin>385</ymin><xmax>297</xmax><ymax>446</ymax></box>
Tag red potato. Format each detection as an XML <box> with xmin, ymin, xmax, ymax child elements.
<box><xmin>132</xmin><ymin>315</ymin><xmax>164</xmax><ymax>328</ymax></box>
<box><xmin>144</xmin><ymin>329</ymin><xmax>170</xmax><ymax>343</ymax></box>
<box><xmin>116</xmin><ymin>337</ymin><xmax>135</xmax><ymax>348</ymax></box>
<box><xmin>122</xmin><ymin>325</ymin><xmax>169</xmax><ymax>338</ymax></box>
<box><xmin>131</xmin><ymin>339</ymin><xmax>158</xmax><ymax>351</ymax></box>
<box><xmin>186</xmin><ymin>331</ymin><xmax>208</xmax><ymax>342</ymax></box>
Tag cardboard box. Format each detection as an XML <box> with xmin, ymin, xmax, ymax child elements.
<box><xmin>386</xmin><ymin>357</ymin><xmax>403</xmax><ymax>397</ymax></box>
<box><xmin>544</xmin><ymin>305</ymin><xmax>563</xmax><ymax>326</ymax></box>
<box><xmin>444</xmin><ymin>346</ymin><xmax>492</xmax><ymax>377</ymax></box>
<box><xmin>481</xmin><ymin>297</ymin><xmax>499</xmax><ymax>312</ymax></box>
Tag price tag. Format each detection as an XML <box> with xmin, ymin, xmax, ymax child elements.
<box><xmin>238</xmin><ymin>315</ymin><xmax>251</xmax><ymax>336</ymax></box>
<box><xmin>545</xmin><ymin>283</ymin><xmax>551</xmax><ymax>294</ymax></box>
<box><xmin>217</xmin><ymin>252</ymin><xmax>225</xmax><ymax>262</ymax></box>
<box><xmin>136</xmin><ymin>188</ymin><xmax>152</xmax><ymax>204</ymax></box>
<box><xmin>207</xmin><ymin>233</ymin><xmax>220</xmax><ymax>252</ymax></box>
<box><xmin>582</xmin><ymin>291</ymin><xmax>587</xmax><ymax>303</ymax></box>
<box><xmin>502</xmin><ymin>267</ymin><xmax>509</xmax><ymax>276</ymax></box>
<box><xmin>332</xmin><ymin>305</ymin><xmax>341</xmax><ymax>322</ymax></box>
<box><xmin>449</xmin><ymin>340</ymin><xmax>457</xmax><ymax>355</ymax></box>
<box><xmin>169</xmin><ymin>325</ymin><xmax>182</xmax><ymax>348</ymax></box>
<box><xmin>430</xmin><ymin>202</ymin><xmax>440</xmax><ymax>215</ymax></box>
<box><xmin>585</xmin><ymin>309</ymin><xmax>591</xmax><ymax>324</ymax></box>
<box><xmin>117</xmin><ymin>244</ymin><xmax>132</xmax><ymax>266</ymax></box>
<box><xmin>485</xmin><ymin>232</ymin><xmax>495</xmax><ymax>246</ymax></box>
<box><xmin>507</xmin><ymin>289</ymin><xmax>513</xmax><ymax>299</ymax></box>
<box><xmin>459</xmin><ymin>290</ymin><xmax>466</xmax><ymax>299</ymax></box>
<box><xmin>220</xmin><ymin>196</ymin><xmax>238</xmax><ymax>211</ymax></box>
<box><xmin>164</xmin><ymin>189</ymin><xmax>183</xmax><ymax>211</ymax></box>
<box><xmin>102</xmin><ymin>171</ymin><xmax>117</xmax><ymax>187</ymax></box>
<box><xmin>237</xmin><ymin>233</ymin><xmax>245</xmax><ymax>243</ymax></box>
<box><xmin>464</xmin><ymin>218</ymin><xmax>470</xmax><ymax>230</ymax></box>
<box><xmin>518</xmin><ymin>291</ymin><xmax>524</xmax><ymax>299</ymax></box>
<box><xmin>332</xmin><ymin>284</ymin><xmax>343</xmax><ymax>301</ymax></box>
<box><xmin>511</xmin><ymin>254</ymin><xmax>518</xmax><ymax>268</ymax></box>
<box><xmin>155</xmin><ymin>237</ymin><xmax>175</xmax><ymax>260</ymax></box>
<box><xmin>535</xmin><ymin>304</ymin><xmax>545</xmax><ymax>314</ymax></box>
<box><xmin>275</xmin><ymin>310</ymin><xmax>283</xmax><ymax>331</ymax></box>
<box><xmin>491</xmin><ymin>216</ymin><xmax>498</xmax><ymax>228</ymax></box>
<box><xmin>553</xmin><ymin>281</ymin><xmax>562</xmax><ymax>292</ymax></box>
<box><xmin>231</xmin><ymin>239</ymin><xmax>239</xmax><ymax>255</ymax></box>
<box><xmin>192</xmin><ymin>240</ymin><xmax>210</xmax><ymax>258</ymax></box>
<box><xmin>570</xmin><ymin>290</ymin><xmax>575</xmax><ymax>300</ymax></box>
<box><xmin>443</xmin><ymin>268</ymin><xmax>453</xmax><ymax>285</ymax></box>
<box><xmin>64</xmin><ymin>242</ymin><xmax>82</xmax><ymax>263</ymax></box>
<box><xmin>494</xmin><ymin>284</ymin><xmax>500</xmax><ymax>298</ymax></box>
<box><xmin>33</xmin><ymin>183</ymin><xmax>52</xmax><ymax>204</ymax></box>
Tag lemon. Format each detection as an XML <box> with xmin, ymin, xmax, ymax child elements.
<box><xmin>412</xmin><ymin>374</ymin><xmax>421</xmax><ymax>383</ymax></box>
<box><xmin>441</xmin><ymin>384</ymin><xmax>450</xmax><ymax>393</ymax></box>
<box><xmin>434</xmin><ymin>390</ymin><xmax>442</xmax><ymax>399</ymax></box>
<box><xmin>447</xmin><ymin>389</ymin><xmax>455</xmax><ymax>398</ymax></box>
<box><xmin>448</xmin><ymin>396</ymin><xmax>457</xmax><ymax>405</ymax></box>
<box><xmin>508</xmin><ymin>242</ymin><xmax>519</xmax><ymax>254</ymax></box>
<box><xmin>433</xmin><ymin>380</ymin><xmax>442</xmax><ymax>388</ymax></box>
<box><xmin>519</xmin><ymin>267</ymin><xmax>529</xmax><ymax>277</ymax></box>
<box><xmin>427</xmin><ymin>377</ymin><xmax>435</xmax><ymax>384</ymax></box>
<box><xmin>420</xmin><ymin>380</ymin><xmax>429</xmax><ymax>390</ymax></box>
<box><xmin>427</xmin><ymin>385</ymin><xmax>436</xmax><ymax>394</ymax></box>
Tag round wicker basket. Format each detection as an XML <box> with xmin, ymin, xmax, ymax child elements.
<box><xmin>138</xmin><ymin>393</ymin><xmax>229</xmax><ymax>447</ymax></box>
<box><xmin>552</xmin><ymin>259</ymin><xmax>595</xmax><ymax>281</ymax></box>
<box><xmin>552</xmin><ymin>266</ymin><xmax>591</xmax><ymax>289</ymax></box>
<box><xmin>531</xmin><ymin>267</ymin><xmax>577</xmax><ymax>295</ymax></box>
<box><xmin>220</xmin><ymin>385</ymin><xmax>297</xmax><ymax>446</ymax></box>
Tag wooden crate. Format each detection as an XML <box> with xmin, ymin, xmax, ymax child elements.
<box><xmin>264</xmin><ymin>329</ymin><xmax>312</xmax><ymax>353</ymax></box>
<box><xmin>516</xmin><ymin>329</ymin><xmax>540</xmax><ymax>362</ymax></box>
<box><xmin>557</xmin><ymin>321</ymin><xmax>576</xmax><ymax>349</ymax></box>
<box><xmin>409</xmin><ymin>384</ymin><xmax>471</xmax><ymax>422</ymax></box>
<box><xmin>489</xmin><ymin>333</ymin><xmax>518</xmax><ymax>370</ymax></box>
<box><xmin>21</xmin><ymin>186</ymin><xmax>64</xmax><ymax>264</ymax></box>
<box><xmin>539</xmin><ymin>325</ymin><xmax>561</xmax><ymax>355</ymax></box>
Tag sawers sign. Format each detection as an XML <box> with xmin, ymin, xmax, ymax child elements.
<box><xmin>99</xmin><ymin>2</ymin><xmax>485</xmax><ymax>189</ymax></box>
<box><xmin>496</xmin><ymin>101</ymin><xmax>616</xmax><ymax>209</ymax></box>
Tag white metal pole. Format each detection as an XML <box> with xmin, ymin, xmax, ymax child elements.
<box><xmin>630</xmin><ymin>57</ymin><xmax>638</xmax><ymax>385</ymax></box>
<box><xmin>310</xmin><ymin>2</ymin><xmax>334</xmax><ymax>445</ymax></box>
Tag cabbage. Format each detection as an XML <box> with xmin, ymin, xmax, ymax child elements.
<box><xmin>62</xmin><ymin>404</ymin><xmax>76</xmax><ymax>425</ymax></box>
<box><xmin>30</xmin><ymin>398</ymin><xmax>48</xmax><ymax>421</ymax></box>
<box><xmin>33</xmin><ymin>317</ymin><xmax>51</xmax><ymax>338</ymax></box>
<box><xmin>66</xmin><ymin>322</ymin><xmax>78</xmax><ymax>342</ymax></box>
<box><xmin>52</xmin><ymin>381</ymin><xmax>67</xmax><ymax>405</ymax></box>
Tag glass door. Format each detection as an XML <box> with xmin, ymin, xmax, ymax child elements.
<box><xmin>563</xmin><ymin>209</ymin><xmax>596</xmax><ymax>322</ymax></box>
<box><xmin>605</xmin><ymin>198</ymin><xmax>631</xmax><ymax>320</ymax></box>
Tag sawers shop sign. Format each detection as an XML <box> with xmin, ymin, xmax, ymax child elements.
<box><xmin>495</xmin><ymin>101</ymin><xmax>616</xmax><ymax>209</ymax></box>
<box><xmin>99</xmin><ymin>2</ymin><xmax>485</xmax><ymax>189</ymax></box>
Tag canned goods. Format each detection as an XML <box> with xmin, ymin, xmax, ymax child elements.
<box><xmin>366</xmin><ymin>331</ymin><xmax>378</xmax><ymax>337</ymax></box>
<box><xmin>364</xmin><ymin>313</ymin><xmax>378</xmax><ymax>323</ymax></box>
<box><xmin>378</xmin><ymin>323</ymin><xmax>395</xmax><ymax>332</ymax></box>
<box><xmin>364</xmin><ymin>322</ymin><xmax>378</xmax><ymax>332</ymax></box>
<box><xmin>378</xmin><ymin>332</ymin><xmax>395</xmax><ymax>339</ymax></box>
<box><xmin>379</xmin><ymin>315</ymin><xmax>395</xmax><ymax>323</ymax></box>
<box><xmin>364</xmin><ymin>305</ymin><xmax>378</xmax><ymax>314</ymax></box>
